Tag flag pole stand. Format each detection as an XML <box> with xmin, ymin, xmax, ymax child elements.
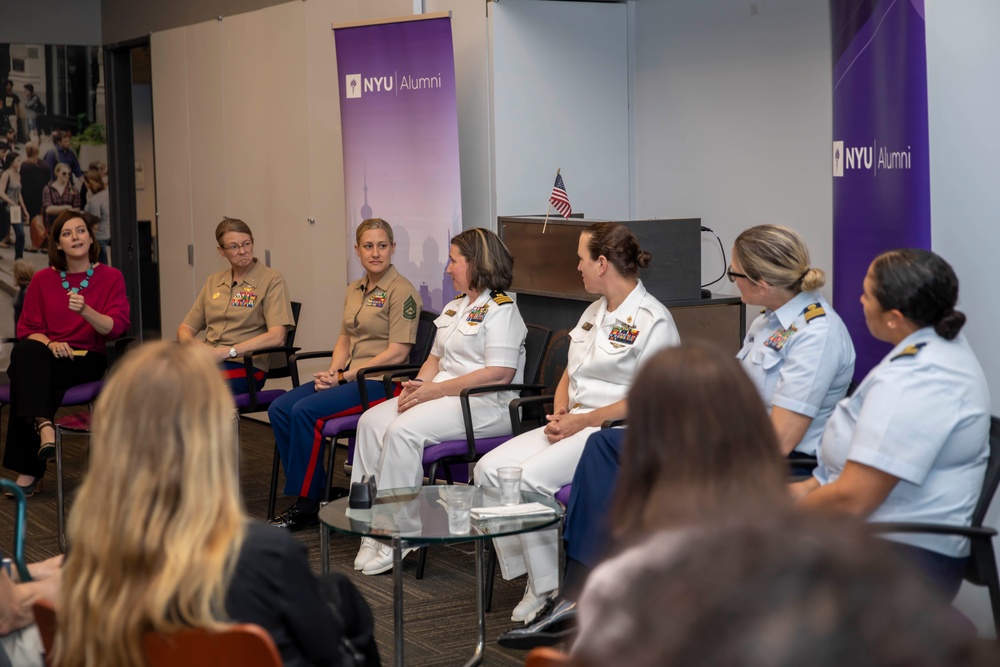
<box><xmin>542</xmin><ymin>167</ymin><xmax>561</xmax><ymax>234</ymax></box>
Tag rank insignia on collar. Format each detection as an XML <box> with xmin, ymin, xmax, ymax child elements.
<box><xmin>803</xmin><ymin>303</ymin><xmax>826</xmax><ymax>323</ymax></box>
<box><xmin>212</xmin><ymin>292</ymin><xmax>221</xmax><ymax>300</ymax></box>
<box><xmin>891</xmin><ymin>342</ymin><xmax>927</xmax><ymax>361</ymax></box>
<box><xmin>581</xmin><ymin>322</ymin><xmax>593</xmax><ymax>331</ymax></box>
<box><xmin>445</xmin><ymin>309</ymin><xmax>457</xmax><ymax>317</ymax></box>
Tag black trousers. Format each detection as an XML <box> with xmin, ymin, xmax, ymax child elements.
<box><xmin>2</xmin><ymin>339</ymin><xmax>106</xmax><ymax>477</ymax></box>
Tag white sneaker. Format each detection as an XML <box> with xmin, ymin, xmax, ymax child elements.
<box><xmin>354</xmin><ymin>537</ymin><xmax>379</xmax><ymax>571</ymax></box>
<box><xmin>361</xmin><ymin>543</ymin><xmax>416</xmax><ymax>576</ymax></box>
<box><xmin>511</xmin><ymin>584</ymin><xmax>550</xmax><ymax>623</ymax></box>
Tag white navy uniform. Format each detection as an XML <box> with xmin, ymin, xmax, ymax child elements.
<box><xmin>475</xmin><ymin>280</ymin><xmax>680</xmax><ymax>595</ymax></box>
<box><xmin>815</xmin><ymin>327</ymin><xmax>990</xmax><ymax>557</ymax></box>
<box><xmin>736</xmin><ymin>291</ymin><xmax>855</xmax><ymax>455</ymax></box>
<box><xmin>352</xmin><ymin>290</ymin><xmax>527</xmax><ymax>490</ymax></box>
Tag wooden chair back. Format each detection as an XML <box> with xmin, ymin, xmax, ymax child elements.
<box><xmin>32</xmin><ymin>599</ymin><xmax>283</xmax><ymax>667</ymax></box>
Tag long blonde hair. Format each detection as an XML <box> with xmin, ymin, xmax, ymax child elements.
<box><xmin>54</xmin><ymin>342</ymin><xmax>246</xmax><ymax>667</ymax></box>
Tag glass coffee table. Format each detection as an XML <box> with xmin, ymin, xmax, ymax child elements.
<box><xmin>319</xmin><ymin>485</ymin><xmax>565</xmax><ymax>667</ymax></box>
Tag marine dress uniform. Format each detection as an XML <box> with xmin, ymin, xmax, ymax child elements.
<box><xmin>351</xmin><ymin>289</ymin><xmax>527</xmax><ymax>490</ymax></box>
<box><xmin>475</xmin><ymin>280</ymin><xmax>680</xmax><ymax>597</ymax></box>
<box><xmin>268</xmin><ymin>265</ymin><xmax>421</xmax><ymax>501</ymax></box>
<box><xmin>814</xmin><ymin>326</ymin><xmax>990</xmax><ymax>595</ymax></box>
<box><xmin>181</xmin><ymin>258</ymin><xmax>295</xmax><ymax>393</ymax></box>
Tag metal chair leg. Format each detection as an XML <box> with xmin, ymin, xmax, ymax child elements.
<box><xmin>56</xmin><ymin>425</ymin><xmax>66</xmax><ymax>553</ymax></box>
<box><xmin>320</xmin><ymin>501</ymin><xmax>331</xmax><ymax>574</ymax></box>
<box><xmin>267</xmin><ymin>446</ymin><xmax>280</xmax><ymax>519</ymax></box>
<box><xmin>233</xmin><ymin>409</ymin><xmax>241</xmax><ymax>473</ymax></box>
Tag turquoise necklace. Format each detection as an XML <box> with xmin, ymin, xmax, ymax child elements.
<box><xmin>61</xmin><ymin>263</ymin><xmax>96</xmax><ymax>294</ymax></box>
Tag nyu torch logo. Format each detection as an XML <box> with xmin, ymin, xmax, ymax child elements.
<box><xmin>833</xmin><ymin>140</ymin><xmax>912</xmax><ymax>178</ymax></box>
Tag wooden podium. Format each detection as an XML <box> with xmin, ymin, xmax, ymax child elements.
<box><xmin>499</xmin><ymin>216</ymin><xmax>746</xmax><ymax>354</ymax></box>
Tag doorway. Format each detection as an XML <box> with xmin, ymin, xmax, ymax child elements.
<box><xmin>105</xmin><ymin>39</ymin><xmax>160</xmax><ymax>341</ymax></box>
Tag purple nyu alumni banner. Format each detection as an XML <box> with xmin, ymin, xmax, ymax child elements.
<box><xmin>334</xmin><ymin>15</ymin><xmax>462</xmax><ymax>313</ymax></box>
<box><xmin>831</xmin><ymin>0</ymin><xmax>931</xmax><ymax>379</ymax></box>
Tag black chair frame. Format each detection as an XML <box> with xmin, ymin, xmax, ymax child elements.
<box><xmin>868</xmin><ymin>414</ymin><xmax>1000</xmax><ymax>636</ymax></box>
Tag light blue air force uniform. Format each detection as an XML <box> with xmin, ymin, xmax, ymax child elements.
<box><xmin>815</xmin><ymin>328</ymin><xmax>991</xmax><ymax>557</ymax></box>
<box><xmin>736</xmin><ymin>291</ymin><xmax>856</xmax><ymax>455</ymax></box>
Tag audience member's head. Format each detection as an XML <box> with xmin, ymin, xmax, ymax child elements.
<box><xmin>613</xmin><ymin>341</ymin><xmax>786</xmax><ymax>538</ymax></box>
<box><xmin>733</xmin><ymin>224</ymin><xmax>825</xmax><ymax>293</ymax></box>
<box><xmin>12</xmin><ymin>259</ymin><xmax>35</xmax><ymax>288</ymax></box>
<box><xmin>2</xmin><ymin>151</ymin><xmax>19</xmax><ymax>172</ymax></box>
<box><xmin>24</xmin><ymin>142</ymin><xmax>41</xmax><ymax>163</ymax></box>
<box><xmin>23</xmin><ymin>83</ymin><xmax>34</xmax><ymax>94</ymax></box>
<box><xmin>574</xmin><ymin>516</ymin><xmax>994</xmax><ymax>667</ymax></box>
<box><xmin>83</xmin><ymin>168</ymin><xmax>105</xmax><ymax>193</ymax></box>
<box><xmin>54</xmin><ymin>341</ymin><xmax>245</xmax><ymax>667</ymax></box>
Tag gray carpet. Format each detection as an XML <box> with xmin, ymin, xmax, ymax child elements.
<box><xmin>0</xmin><ymin>409</ymin><xmax>541</xmax><ymax>666</ymax></box>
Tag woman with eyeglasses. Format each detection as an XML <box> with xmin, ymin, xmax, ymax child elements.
<box><xmin>730</xmin><ymin>224</ymin><xmax>855</xmax><ymax>459</ymax></box>
<box><xmin>41</xmin><ymin>164</ymin><xmax>80</xmax><ymax>233</ymax></box>
<box><xmin>177</xmin><ymin>218</ymin><xmax>295</xmax><ymax>393</ymax></box>
<box><xmin>503</xmin><ymin>224</ymin><xmax>856</xmax><ymax>647</ymax></box>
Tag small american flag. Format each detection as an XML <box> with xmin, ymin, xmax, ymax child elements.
<box><xmin>549</xmin><ymin>173</ymin><xmax>573</xmax><ymax>218</ymax></box>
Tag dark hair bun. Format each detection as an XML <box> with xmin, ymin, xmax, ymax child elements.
<box><xmin>636</xmin><ymin>250</ymin><xmax>652</xmax><ymax>270</ymax></box>
<box><xmin>935</xmin><ymin>309</ymin><xmax>966</xmax><ymax>341</ymax></box>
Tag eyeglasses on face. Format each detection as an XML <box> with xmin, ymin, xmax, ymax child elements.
<box><xmin>727</xmin><ymin>267</ymin><xmax>750</xmax><ymax>283</ymax></box>
<box><xmin>222</xmin><ymin>240</ymin><xmax>254</xmax><ymax>252</ymax></box>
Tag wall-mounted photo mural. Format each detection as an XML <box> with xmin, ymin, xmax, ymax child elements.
<box><xmin>0</xmin><ymin>42</ymin><xmax>109</xmax><ymax>349</ymax></box>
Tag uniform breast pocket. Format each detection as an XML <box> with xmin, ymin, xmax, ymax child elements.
<box><xmin>458</xmin><ymin>321</ymin><xmax>485</xmax><ymax>337</ymax></box>
<box><xmin>434</xmin><ymin>312</ymin><xmax>456</xmax><ymax>329</ymax></box>
<box><xmin>568</xmin><ymin>326</ymin><xmax>592</xmax><ymax>346</ymax></box>
<box><xmin>596</xmin><ymin>335</ymin><xmax>633</xmax><ymax>357</ymax></box>
<box><xmin>736</xmin><ymin>340</ymin><xmax>753</xmax><ymax>361</ymax></box>
<box><xmin>751</xmin><ymin>347</ymin><xmax>784</xmax><ymax>372</ymax></box>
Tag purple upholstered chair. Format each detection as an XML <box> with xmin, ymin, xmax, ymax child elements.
<box><xmin>414</xmin><ymin>324</ymin><xmax>553</xmax><ymax>580</ymax></box>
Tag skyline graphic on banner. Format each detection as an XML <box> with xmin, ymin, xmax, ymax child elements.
<box><xmin>334</xmin><ymin>16</ymin><xmax>463</xmax><ymax>313</ymax></box>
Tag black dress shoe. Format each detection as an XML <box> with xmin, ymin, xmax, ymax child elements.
<box><xmin>268</xmin><ymin>505</ymin><xmax>319</xmax><ymax>531</ymax></box>
<box><xmin>497</xmin><ymin>599</ymin><xmax>577</xmax><ymax>650</ymax></box>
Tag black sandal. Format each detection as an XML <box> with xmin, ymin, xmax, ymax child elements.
<box><xmin>36</xmin><ymin>419</ymin><xmax>56</xmax><ymax>460</ymax></box>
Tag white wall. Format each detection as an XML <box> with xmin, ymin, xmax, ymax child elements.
<box><xmin>926</xmin><ymin>0</ymin><xmax>1000</xmax><ymax>638</ymax></box>
<box><xmin>630</xmin><ymin>0</ymin><xmax>833</xmax><ymax>300</ymax></box>
<box><xmin>492</xmin><ymin>0</ymin><xmax>630</xmax><ymax>220</ymax></box>
<box><xmin>423</xmin><ymin>0</ymin><xmax>492</xmax><ymax>230</ymax></box>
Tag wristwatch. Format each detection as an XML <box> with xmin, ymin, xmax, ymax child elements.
<box><xmin>337</xmin><ymin>369</ymin><xmax>348</xmax><ymax>385</ymax></box>
<box><xmin>228</xmin><ymin>346</ymin><xmax>238</xmax><ymax>358</ymax></box>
